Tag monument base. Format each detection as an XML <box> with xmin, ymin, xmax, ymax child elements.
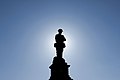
<box><xmin>49</xmin><ymin>57</ymin><xmax>73</xmax><ymax>80</ymax></box>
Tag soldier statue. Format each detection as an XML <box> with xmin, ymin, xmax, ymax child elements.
<box><xmin>54</xmin><ymin>29</ymin><xmax>66</xmax><ymax>58</ymax></box>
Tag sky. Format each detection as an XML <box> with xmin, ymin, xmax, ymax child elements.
<box><xmin>0</xmin><ymin>0</ymin><xmax>120</xmax><ymax>80</ymax></box>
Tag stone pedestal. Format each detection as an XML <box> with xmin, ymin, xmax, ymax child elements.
<box><xmin>49</xmin><ymin>57</ymin><xmax>73</xmax><ymax>80</ymax></box>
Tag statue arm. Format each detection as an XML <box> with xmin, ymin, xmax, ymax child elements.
<box><xmin>63</xmin><ymin>35</ymin><xmax>66</xmax><ymax>41</ymax></box>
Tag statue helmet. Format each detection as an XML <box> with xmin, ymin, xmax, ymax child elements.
<box><xmin>58</xmin><ymin>29</ymin><xmax>63</xmax><ymax>33</ymax></box>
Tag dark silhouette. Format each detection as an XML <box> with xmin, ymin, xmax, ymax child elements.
<box><xmin>49</xmin><ymin>57</ymin><xmax>73</xmax><ymax>80</ymax></box>
<box><xmin>49</xmin><ymin>29</ymin><xmax>73</xmax><ymax>80</ymax></box>
<box><xmin>54</xmin><ymin>29</ymin><xmax>66</xmax><ymax>58</ymax></box>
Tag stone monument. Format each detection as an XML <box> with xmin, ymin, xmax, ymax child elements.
<box><xmin>49</xmin><ymin>29</ymin><xmax>73</xmax><ymax>80</ymax></box>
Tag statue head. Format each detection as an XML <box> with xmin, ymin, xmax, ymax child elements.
<box><xmin>58</xmin><ymin>29</ymin><xmax>63</xmax><ymax>34</ymax></box>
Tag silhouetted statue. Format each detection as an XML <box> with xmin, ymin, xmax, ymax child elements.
<box><xmin>54</xmin><ymin>29</ymin><xmax>66</xmax><ymax>58</ymax></box>
<box><xmin>49</xmin><ymin>29</ymin><xmax>73</xmax><ymax>80</ymax></box>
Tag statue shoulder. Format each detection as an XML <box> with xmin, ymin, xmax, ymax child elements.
<box><xmin>55</xmin><ymin>34</ymin><xmax>59</xmax><ymax>38</ymax></box>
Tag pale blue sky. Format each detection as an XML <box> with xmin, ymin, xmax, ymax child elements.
<box><xmin>0</xmin><ymin>0</ymin><xmax>120</xmax><ymax>80</ymax></box>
